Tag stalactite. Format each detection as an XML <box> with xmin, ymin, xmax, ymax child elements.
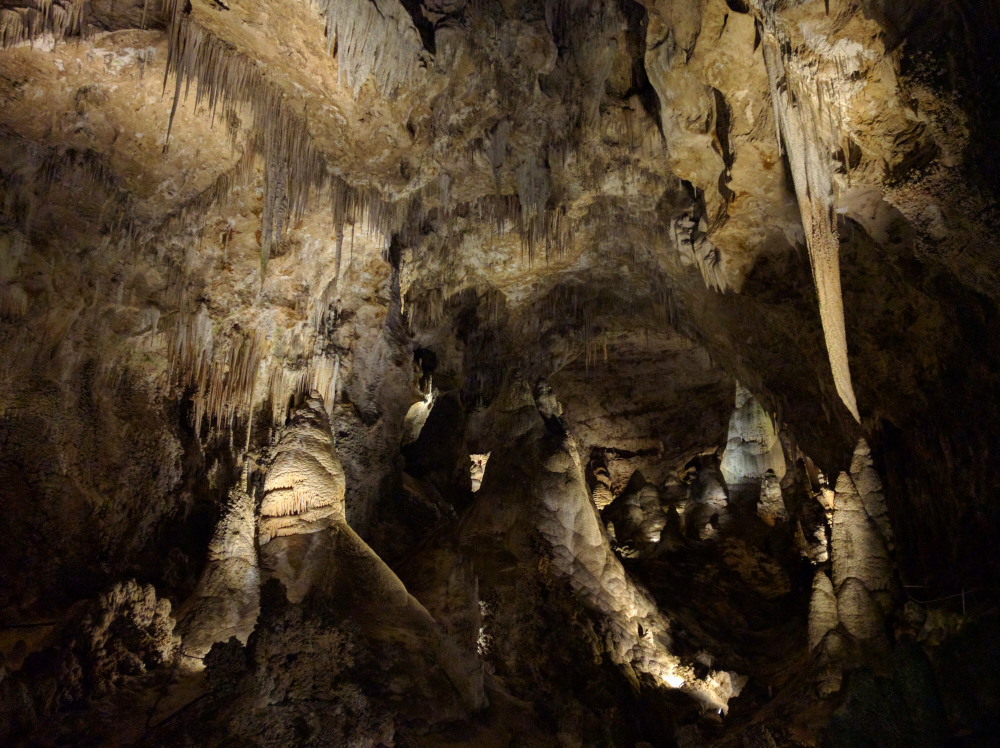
<box><xmin>161</xmin><ymin>7</ymin><xmax>326</xmax><ymax>273</ymax></box>
<box><xmin>516</xmin><ymin>153</ymin><xmax>551</xmax><ymax>262</ymax></box>
<box><xmin>314</xmin><ymin>0</ymin><xmax>424</xmax><ymax>98</ymax></box>
<box><xmin>669</xmin><ymin>212</ymin><xmax>728</xmax><ymax>293</ymax></box>
<box><xmin>260</xmin><ymin>138</ymin><xmax>288</xmax><ymax>276</ymax></box>
<box><xmin>0</xmin><ymin>0</ymin><xmax>89</xmax><ymax>49</ymax></box>
<box><xmin>750</xmin><ymin>2</ymin><xmax>860</xmax><ymax>421</ymax></box>
<box><xmin>485</xmin><ymin>120</ymin><xmax>511</xmax><ymax>194</ymax></box>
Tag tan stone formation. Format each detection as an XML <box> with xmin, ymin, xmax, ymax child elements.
<box><xmin>684</xmin><ymin>457</ymin><xmax>731</xmax><ymax>541</ymax></box>
<box><xmin>259</xmin><ymin>393</ymin><xmax>347</xmax><ymax>549</ymax></box>
<box><xmin>175</xmin><ymin>467</ymin><xmax>260</xmax><ymax>665</ymax></box>
<box><xmin>258</xmin><ymin>392</ymin><xmax>485</xmax><ymax>711</ymax></box>
<box><xmin>749</xmin><ymin>0</ymin><xmax>867</xmax><ymax>421</ymax></box>
<box><xmin>807</xmin><ymin>438</ymin><xmax>897</xmax><ymax>696</ymax></box>
<box><xmin>528</xmin><ymin>397</ymin><xmax>743</xmax><ymax>713</ymax></box>
<box><xmin>603</xmin><ymin>470</ymin><xmax>668</xmax><ymax>550</ymax></box>
<box><xmin>808</xmin><ymin>571</ymin><xmax>838</xmax><ymax>653</ymax></box>
<box><xmin>757</xmin><ymin>469</ymin><xmax>787</xmax><ymax>526</ymax></box>
<box><xmin>850</xmin><ymin>438</ymin><xmax>895</xmax><ymax>551</ymax></box>
<box><xmin>831</xmin><ymin>466</ymin><xmax>894</xmax><ymax>604</ymax></box>
<box><xmin>591</xmin><ymin>463</ymin><xmax>615</xmax><ymax>511</ymax></box>
<box><xmin>0</xmin><ymin>0</ymin><xmax>996</xmax><ymax>741</ymax></box>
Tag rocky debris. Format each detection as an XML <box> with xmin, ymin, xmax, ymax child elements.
<box><xmin>0</xmin><ymin>580</ymin><xmax>175</xmax><ymax>738</ymax></box>
<box><xmin>72</xmin><ymin>580</ymin><xmax>176</xmax><ymax>696</ymax></box>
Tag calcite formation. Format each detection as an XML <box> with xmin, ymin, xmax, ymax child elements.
<box><xmin>720</xmin><ymin>384</ymin><xmax>786</xmax><ymax>495</ymax></box>
<box><xmin>1</xmin><ymin>0</ymin><xmax>998</xmax><ymax>743</ymax></box>
<box><xmin>175</xmin><ymin>468</ymin><xmax>260</xmax><ymax>664</ymax></box>
<box><xmin>808</xmin><ymin>438</ymin><xmax>898</xmax><ymax>696</ymax></box>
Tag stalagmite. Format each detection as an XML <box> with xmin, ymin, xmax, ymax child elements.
<box><xmin>523</xmin><ymin>386</ymin><xmax>743</xmax><ymax>712</ymax></box>
<box><xmin>590</xmin><ymin>463</ymin><xmax>615</xmax><ymax>510</ymax></box>
<box><xmin>808</xmin><ymin>571</ymin><xmax>838</xmax><ymax>652</ymax></box>
<box><xmin>757</xmin><ymin>469</ymin><xmax>787</xmax><ymax>526</ymax></box>
<box><xmin>850</xmin><ymin>438</ymin><xmax>894</xmax><ymax>550</ymax></box>
<box><xmin>809</xmin><ymin>438</ymin><xmax>897</xmax><ymax>695</ymax></box>
<box><xmin>259</xmin><ymin>393</ymin><xmax>347</xmax><ymax>550</ymax></box>
<box><xmin>258</xmin><ymin>392</ymin><xmax>484</xmax><ymax>709</ymax></box>
<box><xmin>720</xmin><ymin>384</ymin><xmax>785</xmax><ymax>500</ymax></box>
<box><xmin>831</xmin><ymin>469</ymin><xmax>893</xmax><ymax>602</ymax></box>
<box><xmin>684</xmin><ymin>456</ymin><xmax>730</xmax><ymax>540</ymax></box>
<box><xmin>175</xmin><ymin>467</ymin><xmax>260</xmax><ymax>666</ymax></box>
<box><xmin>603</xmin><ymin>471</ymin><xmax>667</xmax><ymax>549</ymax></box>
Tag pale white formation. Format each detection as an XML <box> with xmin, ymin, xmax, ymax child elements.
<box><xmin>720</xmin><ymin>384</ymin><xmax>785</xmax><ymax>489</ymax></box>
<box><xmin>669</xmin><ymin>212</ymin><xmax>728</xmax><ymax>293</ymax></box>
<box><xmin>469</xmin><ymin>452</ymin><xmax>490</xmax><ymax>492</ymax></box>
<box><xmin>402</xmin><ymin>390</ymin><xmax>435</xmax><ymax>446</ymax></box>
<box><xmin>316</xmin><ymin>0</ymin><xmax>425</xmax><ymax>98</ymax></box>
<box><xmin>176</xmin><ymin>468</ymin><xmax>260</xmax><ymax>666</ymax></box>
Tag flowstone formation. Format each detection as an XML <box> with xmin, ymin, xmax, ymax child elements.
<box><xmin>2</xmin><ymin>0</ymin><xmax>1000</xmax><ymax>744</ymax></box>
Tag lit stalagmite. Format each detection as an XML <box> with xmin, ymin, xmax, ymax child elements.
<box><xmin>720</xmin><ymin>384</ymin><xmax>785</xmax><ymax>502</ymax></box>
<box><xmin>175</xmin><ymin>467</ymin><xmax>260</xmax><ymax>665</ymax></box>
<box><xmin>807</xmin><ymin>438</ymin><xmax>897</xmax><ymax>695</ymax></box>
<box><xmin>603</xmin><ymin>470</ymin><xmax>668</xmax><ymax>550</ymax></box>
<box><xmin>528</xmin><ymin>383</ymin><xmax>744</xmax><ymax>712</ymax></box>
<box><xmin>258</xmin><ymin>392</ymin><xmax>485</xmax><ymax>709</ymax></box>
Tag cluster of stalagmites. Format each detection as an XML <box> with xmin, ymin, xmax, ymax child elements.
<box><xmin>808</xmin><ymin>438</ymin><xmax>898</xmax><ymax>696</ymax></box>
<box><xmin>168</xmin><ymin>388</ymin><xmax>742</xmax><ymax>742</ymax></box>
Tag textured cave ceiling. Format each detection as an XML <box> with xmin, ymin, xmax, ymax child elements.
<box><xmin>1</xmin><ymin>0</ymin><xmax>999</xmax><ymax>745</ymax></box>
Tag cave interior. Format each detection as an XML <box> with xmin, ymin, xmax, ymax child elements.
<box><xmin>1</xmin><ymin>0</ymin><xmax>999</xmax><ymax>745</ymax></box>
